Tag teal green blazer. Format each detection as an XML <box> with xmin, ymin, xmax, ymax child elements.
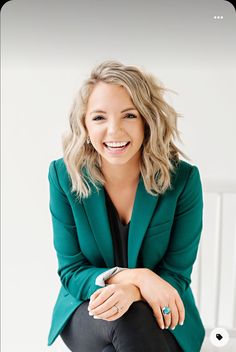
<box><xmin>47</xmin><ymin>157</ymin><xmax>205</xmax><ymax>352</ymax></box>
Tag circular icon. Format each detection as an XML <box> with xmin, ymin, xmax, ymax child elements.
<box><xmin>210</xmin><ymin>327</ymin><xmax>229</xmax><ymax>347</ymax></box>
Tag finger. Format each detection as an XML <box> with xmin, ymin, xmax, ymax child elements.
<box><xmin>89</xmin><ymin>292</ymin><xmax>117</xmax><ymax>316</ymax></box>
<box><xmin>169</xmin><ymin>302</ymin><xmax>179</xmax><ymax>330</ymax></box>
<box><xmin>88</xmin><ymin>290</ymin><xmax>102</xmax><ymax>309</ymax></box>
<box><xmin>153</xmin><ymin>306</ymin><xmax>165</xmax><ymax>330</ymax></box>
<box><xmin>104</xmin><ymin>302</ymin><xmax>128</xmax><ymax>321</ymax></box>
<box><xmin>93</xmin><ymin>303</ymin><xmax>120</xmax><ymax>320</ymax></box>
<box><xmin>105</xmin><ymin>306</ymin><xmax>123</xmax><ymax>321</ymax></box>
<box><xmin>89</xmin><ymin>289</ymin><xmax>103</xmax><ymax>304</ymax></box>
<box><xmin>89</xmin><ymin>290</ymin><xmax>107</xmax><ymax>308</ymax></box>
<box><xmin>161</xmin><ymin>305</ymin><xmax>172</xmax><ymax>329</ymax></box>
<box><xmin>175</xmin><ymin>295</ymin><xmax>185</xmax><ymax>325</ymax></box>
<box><xmin>89</xmin><ymin>286</ymin><xmax>115</xmax><ymax>310</ymax></box>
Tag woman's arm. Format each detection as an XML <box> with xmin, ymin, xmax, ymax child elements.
<box><xmin>154</xmin><ymin>165</ymin><xmax>203</xmax><ymax>298</ymax></box>
<box><xmin>48</xmin><ymin>160</ymin><xmax>118</xmax><ymax>301</ymax></box>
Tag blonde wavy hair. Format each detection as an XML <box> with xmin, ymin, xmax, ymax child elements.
<box><xmin>62</xmin><ymin>59</ymin><xmax>190</xmax><ymax>200</ymax></box>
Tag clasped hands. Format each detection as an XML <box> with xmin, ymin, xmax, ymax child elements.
<box><xmin>88</xmin><ymin>268</ymin><xmax>185</xmax><ymax>330</ymax></box>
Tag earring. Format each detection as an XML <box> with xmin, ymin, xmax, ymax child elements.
<box><xmin>86</xmin><ymin>136</ymin><xmax>90</xmax><ymax>144</ymax></box>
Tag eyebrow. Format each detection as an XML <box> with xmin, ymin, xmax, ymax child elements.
<box><xmin>90</xmin><ymin>107</ymin><xmax>137</xmax><ymax>115</ymax></box>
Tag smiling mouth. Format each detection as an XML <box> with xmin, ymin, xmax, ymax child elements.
<box><xmin>103</xmin><ymin>141</ymin><xmax>130</xmax><ymax>152</ymax></box>
<box><xmin>103</xmin><ymin>142</ymin><xmax>130</xmax><ymax>149</ymax></box>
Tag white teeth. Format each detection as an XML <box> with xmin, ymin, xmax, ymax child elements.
<box><xmin>105</xmin><ymin>142</ymin><xmax>129</xmax><ymax>148</ymax></box>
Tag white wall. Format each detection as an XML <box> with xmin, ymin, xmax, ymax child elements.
<box><xmin>2</xmin><ymin>0</ymin><xmax>236</xmax><ymax>351</ymax></box>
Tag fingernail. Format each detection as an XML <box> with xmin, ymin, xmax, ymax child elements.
<box><xmin>179</xmin><ymin>321</ymin><xmax>184</xmax><ymax>325</ymax></box>
<box><xmin>161</xmin><ymin>325</ymin><xmax>165</xmax><ymax>329</ymax></box>
<box><xmin>171</xmin><ymin>326</ymin><xmax>175</xmax><ymax>330</ymax></box>
<box><xmin>93</xmin><ymin>316</ymin><xmax>99</xmax><ymax>319</ymax></box>
<box><xmin>89</xmin><ymin>312</ymin><xmax>93</xmax><ymax>316</ymax></box>
<box><xmin>165</xmin><ymin>326</ymin><xmax>169</xmax><ymax>329</ymax></box>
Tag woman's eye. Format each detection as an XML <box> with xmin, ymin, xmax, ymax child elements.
<box><xmin>92</xmin><ymin>116</ymin><xmax>104</xmax><ymax>121</ymax></box>
<box><xmin>92</xmin><ymin>114</ymin><xmax>137</xmax><ymax>121</ymax></box>
<box><xmin>126</xmin><ymin>114</ymin><xmax>137</xmax><ymax>119</ymax></box>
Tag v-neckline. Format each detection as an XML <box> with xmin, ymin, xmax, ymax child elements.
<box><xmin>104</xmin><ymin>188</ymin><xmax>131</xmax><ymax>227</ymax></box>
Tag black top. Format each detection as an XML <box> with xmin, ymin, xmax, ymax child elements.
<box><xmin>104</xmin><ymin>188</ymin><xmax>130</xmax><ymax>267</ymax></box>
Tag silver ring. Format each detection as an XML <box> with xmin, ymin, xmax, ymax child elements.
<box><xmin>162</xmin><ymin>306</ymin><xmax>171</xmax><ymax>315</ymax></box>
<box><xmin>114</xmin><ymin>305</ymin><xmax>119</xmax><ymax>313</ymax></box>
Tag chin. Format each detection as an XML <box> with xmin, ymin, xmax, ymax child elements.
<box><xmin>104</xmin><ymin>158</ymin><xmax>130</xmax><ymax>165</ymax></box>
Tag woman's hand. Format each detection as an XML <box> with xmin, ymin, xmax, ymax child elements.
<box><xmin>139</xmin><ymin>269</ymin><xmax>185</xmax><ymax>330</ymax></box>
<box><xmin>88</xmin><ymin>283</ymin><xmax>140</xmax><ymax>321</ymax></box>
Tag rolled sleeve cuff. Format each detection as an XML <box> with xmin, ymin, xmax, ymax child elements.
<box><xmin>95</xmin><ymin>266</ymin><xmax>128</xmax><ymax>287</ymax></box>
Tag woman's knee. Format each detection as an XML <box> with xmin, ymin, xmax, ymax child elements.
<box><xmin>111</xmin><ymin>302</ymin><xmax>172</xmax><ymax>351</ymax></box>
<box><xmin>115</xmin><ymin>300</ymin><xmax>157</xmax><ymax>333</ymax></box>
<box><xmin>124</xmin><ymin>301</ymin><xmax>155</xmax><ymax>322</ymax></box>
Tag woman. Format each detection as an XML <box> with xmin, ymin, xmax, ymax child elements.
<box><xmin>47</xmin><ymin>60</ymin><xmax>205</xmax><ymax>351</ymax></box>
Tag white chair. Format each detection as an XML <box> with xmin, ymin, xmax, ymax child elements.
<box><xmin>192</xmin><ymin>180</ymin><xmax>236</xmax><ymax>351</ymax></box>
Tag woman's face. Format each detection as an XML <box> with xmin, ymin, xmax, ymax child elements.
<box><xmin>85</xmin><ymin>81</ymin><xmax>145</xmax><ymax>166</ymax></box>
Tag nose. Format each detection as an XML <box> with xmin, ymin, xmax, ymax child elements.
<box><xmin>107</xmin><ymin>118</ymin><xmax>123</xmax><ymax>133</ymax></box>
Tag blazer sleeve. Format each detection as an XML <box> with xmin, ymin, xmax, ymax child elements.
<box><xmin>155</xmin><ymin>165</ymin><xmax>203</xmax><ymax>299</ymax></box>
<box><xmin>95</xmin><ymin>267</ymin><xmax>128</xmax><ymax>287</ymax></box>
<box><xmin>48</xmin><ymin>160</ymin><xmax>114</xmax><ymax>301</ymax></box>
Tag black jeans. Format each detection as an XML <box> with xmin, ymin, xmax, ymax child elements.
<box><xmin>60</xmin><ymin>300</ymin><xmax>183</xmax><ymax>352</ymax></box>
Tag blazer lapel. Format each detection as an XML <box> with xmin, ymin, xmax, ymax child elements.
<box><xmin>82</xmin><ymin>172</ymin><xmax>159</xmax><ymax>269</ymax></box>
<box><xmin>82</xmin><ymin>183</ymin><xmax>114</xmax><ymax>268</ymax></box>
<box><xmin>128</xmin><ymin>176</ymin><xmax>159</xmax><ymax>267</ymax></box>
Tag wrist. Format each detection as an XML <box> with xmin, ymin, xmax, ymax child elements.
<box><xmin>105</xmin><ymin>267</ymin><xmax>149</xmax><ymax>288</ymax></box>
<box><xmin>130</xmin><ymin>268</ymin><xmax>149</xmax><ymax>288</ymax></box>
<box><xmin>131</xmin><ymin>284</ymin><xmax>142</xmax><ymax>302</ymax></box>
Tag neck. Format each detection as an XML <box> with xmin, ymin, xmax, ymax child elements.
<box><xmin>101</xmin><ymin>160</ymin><xmax>141</xmax><ymax>189</ymax></box>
